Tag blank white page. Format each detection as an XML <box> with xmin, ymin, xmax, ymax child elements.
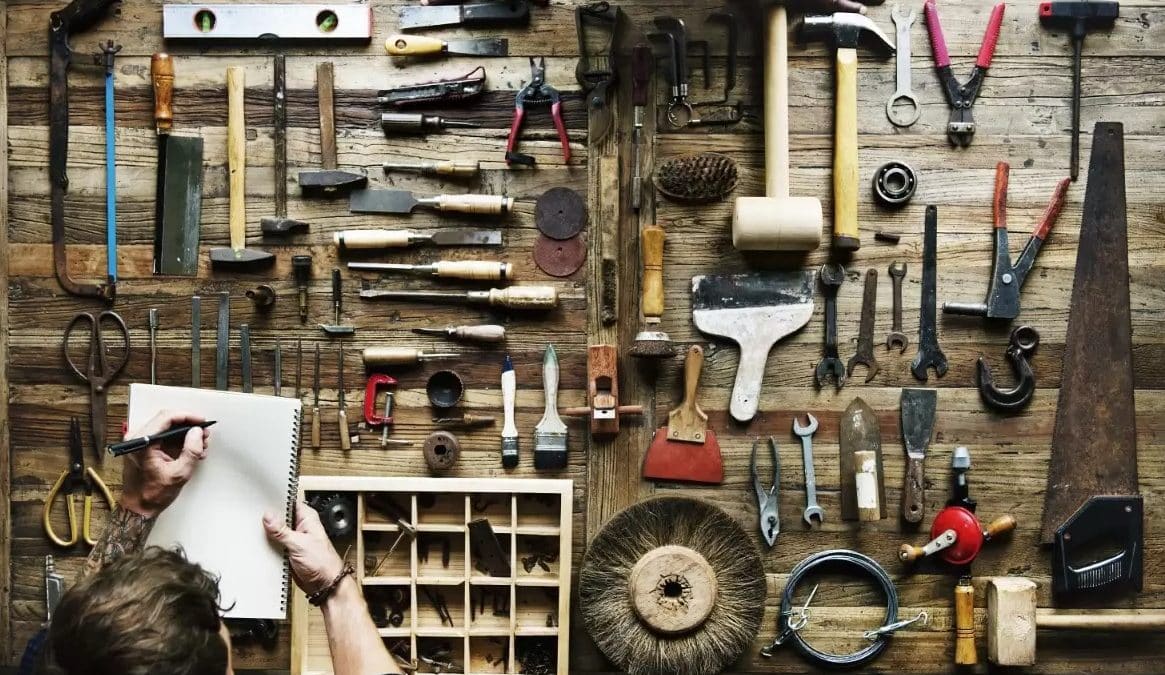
<box><xmin>127</xmin><ymin>384</ymin><xmax>302</xmax><ymax>619</ymax></box>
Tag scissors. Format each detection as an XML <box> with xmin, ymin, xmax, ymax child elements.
<box><xmin>43</xmin><ymin>418</ymin><xmax>114</xmax><ymax>547</ymax></box>
<box><xmin>63</xmin><ymin>310</ymin><xmax>129</xmax><ymax>457</ymax></box>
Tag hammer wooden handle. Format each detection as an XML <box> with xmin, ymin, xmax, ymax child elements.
<box><xmin>226</xmin><ymin>66</ymin><xmax>246</xmax><ymax>251</ymax></box>
<box><xmin>640</xmin><ymin>224</ymin><xmax>665</xmax><ymax>321</ymax></box>
<box><xmin>833</xmin><ymin>47</ymin><xmax>860</xmax><ymax>250</ymax></box>
<box><xmin>151</xmin><ymin>53</ymin><xmax>174</xmax><ymax>135</ymax></box>
<box><xmin>334</xmin><ymin>230</ymin><xmax>415</xmax><ymax>249</ymax></box>
<box><xmin>385</xmin><ymin>35</ymin><xmax>446</xmax><ymax>56</ymax></box>
<box><xmin>429</xmin><ymin>194</ymin><xmax>514</xmax><ymax>214</ymax></box>
<box><xmin>1037</xmin><ymin>613</ymin><xmax>1165</xmax><ymax>630</ymax></box>
<box><xmin>766</xmin><ymin>5</ymin><xmax>789</xmax><ymax>198</ymax></box>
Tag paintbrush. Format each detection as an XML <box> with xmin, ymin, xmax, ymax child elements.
<box><xmin>533</xmin><ymin>345</ymin><xmax>568</xmax><ymax>470</ymax></box>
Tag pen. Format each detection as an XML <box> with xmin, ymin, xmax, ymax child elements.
<box><xmin>107</xmin><ymin>421</ymin><xmax>217</xmax><ymax>457</ymax></box>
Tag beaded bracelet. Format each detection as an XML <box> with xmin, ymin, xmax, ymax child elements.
<box><xmin>307</xmin><ymin>564</ymin><xmax>355</xmax><ymax>607</ymax></box>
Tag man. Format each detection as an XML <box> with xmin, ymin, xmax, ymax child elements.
<box><xmin>47</xmin><ymin>410</ymin><xmax>401</xmax><ymax>675</ymax></box>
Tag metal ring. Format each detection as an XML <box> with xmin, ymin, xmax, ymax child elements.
<box><xmin>873</xmin><ymin>161</ymin><xmax>917</xmax><ymax>207</ymax></box>
<box><xmin>886</xmin><ymin>92</ymin><xmax>922</xmax><ymax>127</ymax></box>
<box><xmin>760</xmin><ymin>549</ymin><xmax>899</xmax><ymax>669</ymax></box>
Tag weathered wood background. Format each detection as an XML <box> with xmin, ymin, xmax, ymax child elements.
<box><xmin>5</xmin><ymin>0</ymin><xmax>1165</xmax><ymax>672</ymax></box>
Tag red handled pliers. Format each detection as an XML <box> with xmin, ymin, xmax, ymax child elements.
<box><xmin>924</xmin><ymin>1</ymin><xmax>1005</xmax><ymax>147</ymax></box>
<box><xmin>506</xmin><ymin>57</ymin><xmax>571</xmax><ymax>166</ymax></box>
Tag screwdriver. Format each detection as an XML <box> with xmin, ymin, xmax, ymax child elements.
<box><xmin>412</xmin><ymin>325</ymin><xmax>506</xmax><ymax>343</ymax></box>
<box><xmin>363</xmin><ymin>347</ymin><xmax>460</xmax><ymax>368</ymax></box>
<box><xmin>381</xmin><ymin>112</ymin><xmax>479</xmax><ymax>134</ymax></box>
<box><xmin>382</xmin><ymin>159</ymin><xmax>480</xmax><ymax>177</ymax></box>
<box><xmin>359</xmin><ymin>286</ymin><xmax>558</xmax><ymax>311</ymax></box>
<box><xmin>433</xmin><ymin>414</ymin><xmax>497</xmax><ymax>428</ymax></box>
<box><xmin>349</xmin><ymin>261</ymin><xmax>512</xmax><ymax>282</ymax></box>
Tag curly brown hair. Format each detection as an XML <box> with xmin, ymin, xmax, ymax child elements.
<box><xmin>49</xmin><ymin>547</ymin><xmax>229</xmax><ymax>675</ymax></box>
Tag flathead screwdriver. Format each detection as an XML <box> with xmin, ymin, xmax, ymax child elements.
<box><xmin>381</xmin><ymin>112</ymin><xmax>479</xmax><ymax>133</ymax></box>
<box><xmin>413</xmin><ymin>325</ymin><xmax>506</xmax><ymax>343</ymax></box>
<box><xmin>383</xmin><ymin>160</ymin><xmax>480</xmax><ymax>177</ymax></box>
<box><xmin>349</xmin><ymin>261</ymin><xmax>512</xmax><ymax>282</ymax></box>
<box><xmin>359</xmin><ymin>286</ymin><xmax>558</xmax><ymax>311</ymax></box>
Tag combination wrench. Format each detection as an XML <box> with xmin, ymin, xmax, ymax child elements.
<box><xmin>847</xmin><ymin>268</ymin><xmax>880</xmax><ymax>382</ymax></box>
<box><xmin>815</xmin><ymin>264</ymin><xmax>846</xmax><ymax>390</ymax></box>
<box><xmin>887</xmin><ymin>4</ymin><xmax>920</xmax><ymax>127</ymax></box>
<box><xmin>886</xmin><ymin>262</ymin><xmax>908</xmax><ymax>352</ymax></box>
<box><xmin>911</xmin><ymin>206</ymin><xmax>949</xmax><ymax>380</ymax></box>
<box><xmin>793</xmin><ymin>413</ymin><xmax>824</xmax><ymax>526</ymax></box>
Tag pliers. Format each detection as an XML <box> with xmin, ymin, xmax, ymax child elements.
<box><xmin>506</xmin><ymin>57</ymin><xmax>570</xmax><ymax>166</ymax></box>
<box><xmin>751</xmin><ymin>437</ymin><xmax>780</xmax><ymax>548</ymax></box>
<box><xmin>924</xmin><ymin>1</ymin><xmax>1005</xmax><ymax>147</ymax></box>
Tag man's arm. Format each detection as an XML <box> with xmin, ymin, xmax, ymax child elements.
<box><xmin>80</xmin><ymin>410</ymin><xmax>209</xmax><ymax>580</ymax></box>
<box><xmin>265</xmin><ymin>503</ymin><xmax>401</xmax><ymax>675</ymax></box>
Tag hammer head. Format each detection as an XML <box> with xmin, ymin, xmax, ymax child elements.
<box><xmin>986</xmin><ymin>577</ymin><xmax>1038</xmax><ymax>666</ymax></box>
<box><xmin>209</xmin><ymin>247</ymin><xmax>275</xmax><ymax>268</ymax></box>
<box><xmin>799</xmin><ymin>12</ymin><xmax>895</xmax><ymax>52</ymax></box>
<box><xmin>1039</xmin><ymin>1</ymin><xmax>1119</xmax><ymax>30</ymax></box>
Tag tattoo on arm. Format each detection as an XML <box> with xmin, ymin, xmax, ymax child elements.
<box><xmin>81</xmin><ymin>507</ymin><xmax>156</xmax><ymax>580</ymax></box>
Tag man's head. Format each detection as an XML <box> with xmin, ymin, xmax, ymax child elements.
<box><xmin>50</xmin><ymin>547</ymin><xmax>232</xmax><ymax>675</ymax></box>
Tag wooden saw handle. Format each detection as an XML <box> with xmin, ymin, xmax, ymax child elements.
<box><xmin>151</xmin><ymin>53</ymin><xmax>174</xmax><ymax>135</ymax></box>
<box><xmin>385</xmin><ymin>35</ymin><xmax>444</xmax><ymax>56</ymax></box>
<box><xmin>334</xmin><ymin>230</ymin><xmax>414</xmax><ymax>249</ymax></box>
<box><xmin>226</xmin><ymin>66</ymin><xmax>246</xmax><ymax>251</ymax></box>
<box><xmin>433</xmin><ymin>194</ymin><xmax>514</xmax><ymax>214</ymax></box>
<box><xmin>833</xmin><ymin>47</ymin><xmax>859</xmax><ymax>250</ymax></box>
<box><xmin>640</xmin><ymin>224</ymin><xmax>665</xmax><ymax>321</ymax></box>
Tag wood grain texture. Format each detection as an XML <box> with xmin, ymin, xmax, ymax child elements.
<box><xmin>6</xmin><ymin>0</ymin><xmax>1165</xmax><ymax>673</ymax></box>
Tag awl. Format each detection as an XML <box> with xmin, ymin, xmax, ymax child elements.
<box><xmin>382</xmin><ymin>112</ymin><xmax>480</xmax><ymax>134</ymax></box>
<box><xmin>360</xmin><ymin>286</ymin><xmax>558</xmax><ymax>311</ymax></box>
<box><xmin>334</xmin><ymin>229</ymin><xmax>502</xmax><ymax>250</ymax></box>
<box><xmin>386</xmin><ymin>35</ymin><xmax>509</xmax><ymax>57</ymax></box>
<box><xmin>413</xmin><ymin>325</ymin><xmax>506</xmax><ymax>343</ymax></box>
<box><xmin>350</xmin><ymin>189</ymin><xmax>514</xmax><ymax>216</ymax></box>
<box><xmin>348</xmin><ymin>260</ymin><xmax>513</xmax><ymax>281</ymax></box>
<box><xmin>399</xmin><ymin>0</ymin><xmax>529</xmax><ymax>31</ymax></box>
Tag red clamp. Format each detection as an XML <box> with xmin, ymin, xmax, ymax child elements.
<box><xmin>364</xmin><ymin>374</ymin><xmax>398</xmax><ymax>427</ymax></box>
<box><xmin>506</xmin><ymin>57</ymin><xmax>570</xmax><ymax>167</ymax></box>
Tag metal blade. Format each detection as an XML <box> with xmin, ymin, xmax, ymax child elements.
<box><xmin>399</xmin><ymin>5</ymin><xmax>460</xmax><ymax>30</ymax></box>
<box><xmin>430</xmin><ymin>229</ymin><xmax>503</xmax><ymax>246</ymax></box>
<box><xmin>156</xmin><ymin>136</ymin><xmax>203</xmax><ymax>276</ymax></box>
<box><xmin>445</xmin><ymin>38</ymin><xmax>508</xmax><ymax>56</ymax></box>
<box><xmin>1041</xmin><ymin>121</ymin><xmax>1137</xmax><ymax>544</ymax></box>
<box><xmin>899</xmin><ymin>388</ymin><xmax>936</xmax><ymax>459</ymax></box>
<box><xmin>349</xmin><ymin>189</ymin><xmax>419</xmax><ymax>214</ymax></box>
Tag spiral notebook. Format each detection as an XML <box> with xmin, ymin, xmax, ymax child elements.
<box><xmin>127</xmin><ymin>384</ymin><xmax>302</xmax><ymax>619</ymax></box>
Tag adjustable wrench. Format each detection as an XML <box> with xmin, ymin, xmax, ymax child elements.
<box><xmin>887</xmin><ymin>4</ymin><xmax>920</xmax><ymax>127</ymax></box>
<box><xmin>886</xmin><ymin>262</ymin><xmax>908</xmax><ymax>352</ymax></box>
<box><xmin>847</xmin><ymin>268</ymin><xmax>880</xmax><ymax>382</ymax></box>
<box><xmin>911</xmin><ymin>206</ymin><xmax>949</xmax><ymax>380</ymax></box>
<box><xmin>793</xmin><ymin>413</ymin><xmax>824</xmax><ymax>526</ymax></box>
<box><xmin>815</xmin><ymin>264</ymin><xmax>846</xmax><ymax>389</ymax></box>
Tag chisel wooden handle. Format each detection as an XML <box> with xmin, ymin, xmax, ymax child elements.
<box><xmin>385</xmin><ymin>35</ymin><xmax>446</xmax><ymax>56</ymax></box>
<box><xmin>902</xmin><ymin>454</ymin><xmax>925</xmax><ymax>523</ymax></box>
<box><xmin>311</xmin><ymin>406</ymin><xmax>321</xmax><ymax>449</ymax></box>
<box><xmin>430</xmin><ymin>194</ymin><xmax>514</xmax><ymax>214</ymax></box>
<box><xmin>432</xmin><ymin>161</ymin><xmax>480</xmax><ymax>176</ymax></box>
<box><xmin>478</xmin><ymin>286</ymin><xmax>557</xmax><ymax>310</ymax></box>
<box><xmin>833</xmin><ymin>47</ymin><xmax>860</xmax><ymax>250</ymax></box>
<box><xmin>226</xmin><ymin>66</ymin><xmax>246</xmax><ymax>251</ymax></box>
<box><xmin>338</xmin><ymin>407</ymin><xmax>351</xmax><ymax>451</ymax></box>
<box><xmin>640</xmin><ymin>224</ymin><xmax>665</xmax><ymax>321</ymax></box>
<box><xmin>334</xmin><ymin>230</ymin><xmax>415</xmax><ymax>249</ymax></box>
<box><xmin>435</xmin><ymin>261</ymin><xmax>512</xmax><ymax>280</ymax></box>
<box><xmin>151</xmin><ymin>53</ymin><xmax>174</xmax><ymax>135</ymax></box>
<box><xmin>363</xmin><ymin>347</ymin><xmax>428</xmax><ymax>367</ymax></box>
<box><xmin>450</xmin><ymin>325</ymin><xmax>506</xmax><ymax>342</ymax></box>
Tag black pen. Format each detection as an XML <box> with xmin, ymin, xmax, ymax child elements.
<box><xmin>107</xmin><ymin>421</ymin><xmax>217</xmax><ymax>457</ymax></box>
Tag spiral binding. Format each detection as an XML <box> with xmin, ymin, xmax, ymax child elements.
<box><xmin>281</xmin><ymin>408</ymin><xmax>303</xmax><ymax>612</ymax></box>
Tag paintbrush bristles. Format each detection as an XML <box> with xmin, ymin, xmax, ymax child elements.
<box><xmin>579</xmin><ymin>497</ymin><xmax>767</xmax><ymax>675</ymax></box>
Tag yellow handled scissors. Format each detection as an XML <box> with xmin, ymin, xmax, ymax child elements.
<box><xmin>43</xmin><ymin>417</ymin><xmax>114</xmax><ymax>547</ymax></box>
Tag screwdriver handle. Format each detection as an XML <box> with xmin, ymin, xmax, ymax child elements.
<box><xmin>434</xmin><ymin>261</ymin><xmax>512</xmax><ymax>281</ymax></box>
<box><xmin>427</xmin><ymin>194</ymin><xmax>514</xmax><ymax>215</ymax></box>
<box><xmin>453</xmin><ymin>324</ymin><xmax>506</xmax><ymax>342</ymax></box>
<box><xmin>311</xmin><ymin>406</ymin><xmax>321</xmax><ymax>449</ymax></box>
<box><xmin>431</xmin><ymin>160</ymin><xmax>480</xmax><ymax>176</ymax></box>
<box><xmin>640</xmin><ymin>224</ymin><xmax>665</xmax><ymax>321</ymax></box>
<box><xmin>334</xmin><ymin>230</ymin><xmax>415</xmax><ymax>250</ymax></box>
<box><xmin>363</xmin><ymin>347</ymin><xmax>425</xmax><ymax>367</ymax></box>
<box><xmin>473</xmin><ymin>286</ymin><xmax>558</xmax><ymax>310</ymax></box>
<box><xmin>386</xmin><ymin>35</ymin><xmax>445</xmax><ymax>56</ymax></box>
<box><xmin>338</xmin><ymin>407</ymin><xmax>351</xmax><ymax>451</ymax></box>
<box><xmin>151</xmin><ymin>53</ymin><xmax>174</xmax><ymax>135</ymax></box>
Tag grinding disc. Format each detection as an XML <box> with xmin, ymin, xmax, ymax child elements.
<box><xmin>534</xmin><ymin>234</ymin><xmax>587</xmax><ymax>278</ymax></box>
<box><xmin>535</xmin><ymin>187</ymin><xmax>587</xmax><ymax>240</ymax></box>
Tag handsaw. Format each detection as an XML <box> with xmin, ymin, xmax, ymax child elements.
<box><xmin>1040</xmin><ymin>122</ymin><xmax>1141</xmax><ymax>599</ymax></box>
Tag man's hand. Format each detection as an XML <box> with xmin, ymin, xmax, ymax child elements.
<box><xmin>120</xmin><ymin>410</ymin><xmax>210</xmax><ymax>518</ymax></box>
<box><xmin>264</xmin><ymin>500</ymin><xmax>345</xmax><ymax>595</ymax></box>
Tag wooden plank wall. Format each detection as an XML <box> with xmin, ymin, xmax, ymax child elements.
<box><xmin>6</xmin><ymin>0</ymin><xmax>1165</xmax><ymax>673</ymax></box>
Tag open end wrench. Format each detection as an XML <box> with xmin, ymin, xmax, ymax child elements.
<box><xmin>847</xmin><ymin>268</ymin><xmax>881</xmax><ymax>382</ymax></box>
<box><xmin>793</xmin><ymin>413</ymin><xmax>824</xmax><ymax>526</ymax></box>
<box><xmin>815</xmin><ymin>264</ymin><xmax>846</xmax><ymax>390</ymax></box>
<box><xmin>886</xmin><ymin>262</ymin><xmax>908</xmax><ymax>352</ymax></box>
<box><xmin>911</xmin><ymin>206</ymin><xmax>948</xmax><ymax>380</ymax></box>
<box><xmin>887</xmin><ymin>4</ymin><xmax>920</xmax><ymax>127</ymax></box>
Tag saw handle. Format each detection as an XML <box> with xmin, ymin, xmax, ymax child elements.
<box><xmin>640</xmin><ymin>224</ymin><xmax>665</xmax><ymax>321</ymax></box>
<box><xmin>902</xmin><ymin>454</ymin><xmax>925</xmax><ymax>523</ymax></box>
<box><xmin>432</xmin><ymin>194</ymin><xmax>514</xmax><ymax>214</ymax></box>
<box><xmin>334</xmin><ymin>230</ymin><xmax>414</xmax><ymax>249</ymax></box>
<box><xmin>226</xmin><ymin>66</ymin><xmax>246</xmax><ymax>251</ymax></box>
<box><xmin>151</xmin><ymin>53</ymin><xmax>174</xmax><ymax>134</ymax></box>
<box><xmin>833</xmin><ymin>48</ymin><xmax>860</xmax><ymax>250</ymax></box>
<box><xmin>386</xmin><ymin>35</ymin><xmax>444</xmax><ymax>56</ymax></box>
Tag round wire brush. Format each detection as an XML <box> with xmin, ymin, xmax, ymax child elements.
<box><xmin>654</xmin><ymin>152</ymin><xmax>739</xmax><ymax>203</ymax></box>
<box><xmin>578</xmin><ymin>496</ymin><xmax>767</xmax><ymax>675</ymax></box>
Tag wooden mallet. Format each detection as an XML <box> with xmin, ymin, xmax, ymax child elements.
<box><xmin>987</xmin><ymin>576</ymin><xmax>1165</xmax><ymax>666</ymax></box>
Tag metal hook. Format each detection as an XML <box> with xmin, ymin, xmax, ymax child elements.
<box><xmin>863</xmin><ymin>610</ymin><xmax>929</xmax><ymax>640</ymax></box>
<box><xmin>977</xmin><ymin>325</ymin><xmax>1039</xmax><ymax>411</ymax></box>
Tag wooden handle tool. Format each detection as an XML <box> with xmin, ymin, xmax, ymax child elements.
<box><xmin>955</xmin><ymin>576</ymin><xmax>977</xmax><ymax>665</ymax></box>
<box><xmin>226</xmin><ymin>66</ymin><xmax>246</xmax><ymax>252</ymax></box>
<box><xmin>854</xmin><ymin>449</ymin><xmax>880</xmax><ymax>522</ymax></box>
<box><xmin>385</xmin><ymin>35</ymin><xmax>446</xmax><ymax>56</ymax></box>
<box><xmin>151</xmin><ymin>53</ymin><xmax>174</xmax><ymax>135</ymax></box>
<box><xmin>641</xmin><ymin>224</ymin><xmax>665</xmax><ymax>322</ymax></box>
<box><xmin>833</xmin><ymin>48</ymin><xmax>860</xmax><ymax>250</ymax></box>
<box><xmin>667</xmin><ymin>345</ymin><xmax>707</xmax><ymax>443</ymax></box>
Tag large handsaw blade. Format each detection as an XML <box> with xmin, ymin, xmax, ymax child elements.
<box><xmin>1041</xmin><ymin>123</ymin><xmax>1139</xmax><ymax>547</ymax></box>
<box><xmin>155</xmin><ymin>136</ymin><xmax>204</xmax><ymax>276</ymax></box>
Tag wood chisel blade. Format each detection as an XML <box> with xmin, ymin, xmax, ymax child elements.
<box><xmin>399</xmin><ymin>1</ymin><xmax>530</xmax><ymax>30</ymax></box>
<box><xmin>431</xmin><ymin>229</ymin><xmax>503</xmax><ymax>246</ymax></box>
<box><xmin>349</xmin><ymin>189</ymin><xmax>420</xmax><ymax>214</ymax></box>
<box><xmin>215</xmin><ymin>292</ymin><xmax>229</xmax><ymax>390</ymax></box>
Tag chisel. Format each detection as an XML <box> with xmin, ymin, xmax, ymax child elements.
<box><xmin>413</xmin><ymin>325</ymin><xmax>506</xmax><ymax>343</ymax></box>
<box><xmin>151</xmin><ymin>53</ymin><xmax>203</xmax><ymax>276</ymax></box>
<box><xmin>191</xmin><ymin>295</ymin><xmax>201</xmax><ymax>387</ymax></box>
<box><xmin>273</xmin><ymin>339</ymin><xmax>282</xmax><ymax>396</ymax></box>
<box><xmin>215</xmin><ymin>292</ymin><xmax>229</xmax><ymax>390</ymax></box>
<box><xmin>350</xmin><ymin>189</ymin><xmax>513</xmax><ymax>216</ymax></box>
<box><xmin>311</xmin><ymin>343</ymin><xmax>321</xmax><ymax>449</ymax></box>
<box><xmin>334</xmin><ymin>229</ymin><xmax>502</xmax><ymax>250</ymax></box>
<box><xmin>348</xmin><ymin>261</ymin><xmax>512</xmax><ymax>282</ymax></box>
<box><xmin>362</xmin><ymin>348</ymin><xmax>459</xmax><ymax>368</ymax></box>
<box><xmin>381</xmin><ymin>113</ymin><xmax>480</xmax><ymax>134</ymax></box>
<box><xmin>338</xmin><ymin>344</ymin><xmax>351</xmax><ymax>451</ymax></box>
<box><xmin>386</xmin><ymin>35</ymin><xmax>509</xmax><ymax>57</ymax></box>
<box><xmin>399</xmin><ymin>0</ymin><xmax>529</xmax><ymax>31</ymax></box>
<box><xmin>383</xmin><ymin>160</ymin><xmax>481</xmax><ymax>177</ymax></box>
<box><xmin>240</xmin><ymin>324</ymin><xmax>252</xmax><ymax>393</ymax></box>
<box><xmin>360</xmin><ymin>286</ymin><xmax>558</xmax><ymax>311</ymax></box>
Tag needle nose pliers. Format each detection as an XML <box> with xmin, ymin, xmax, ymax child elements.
<box><xmin>751</xmin><ymin>437</ymin><xmax>781</xmax><ymax>548</ymax></box>
<box><xmin>506</xmin><ymin>57</ymin><xmax>571</xmax><ymax>166</ymax></box>
<box><xmin>924</xmin><ymin>1</ymin><xmax>1006</xmax><ymax>147</ymax></box>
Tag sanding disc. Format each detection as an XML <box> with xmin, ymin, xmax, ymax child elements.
<box><xmin>534</xmin><ymin>234</ymin><xmax>586</xmax><ymax>278</ymax></box>
<box><xmin>535</xmin><ymin>187</ymin><xmax>587</xmax><ymax>240</ymax></box>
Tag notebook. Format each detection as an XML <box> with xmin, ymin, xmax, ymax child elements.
<box><xmin>126</xmin><ymin>384</ymin><xmax>302</xmax><ymax>619</ymax></box>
